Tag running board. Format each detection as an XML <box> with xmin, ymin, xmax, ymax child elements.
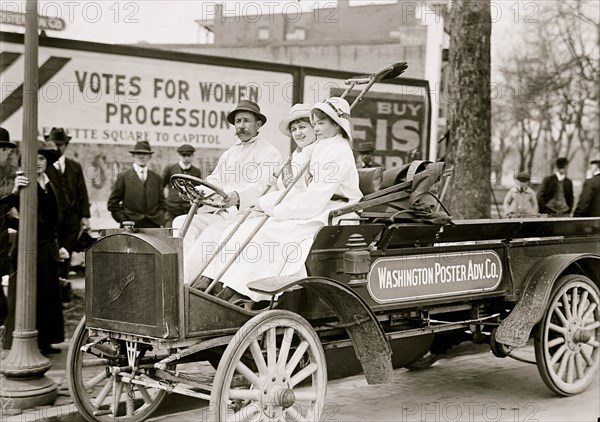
<box><xmin>321</xmin><ymin>313</ymin><xmax>500</xmax><ymax>350</ymax></box>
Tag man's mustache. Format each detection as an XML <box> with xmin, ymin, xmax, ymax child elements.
<box><xmin>236</xmin><ymin>128</ymin><xmax>248</xmax><ymax>135</ymax></box>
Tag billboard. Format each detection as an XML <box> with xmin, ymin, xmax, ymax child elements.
<box><xmin>0</xmin><ymin>40</ymin><xmax>294</xmax><ymax>155</ymax></box>
<box><xmin>303</xmin><ymin>75</ymin><xmax>430</xmax><ymax>169</ymax></box>
<box><xmin>0</xmin><ymin>32</ymin><xmax>430</xmax><ymax>227</ymax></box>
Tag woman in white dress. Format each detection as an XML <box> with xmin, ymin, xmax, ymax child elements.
<box><xmin>195</xmin><ymin>97</ymin><xmax>362</xmax><ymax>302</ymax></box>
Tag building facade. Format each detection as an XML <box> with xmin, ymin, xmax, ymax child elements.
<box><xmin>151</xmin><ymin>1</ymin><xmax>449</xmax><ymax>159</ymax></box>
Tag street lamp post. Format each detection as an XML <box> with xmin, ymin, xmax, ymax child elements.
<box><xmin>0</xmin><ymin>0</ymin><xmax>58</xmax><ymax>411</ymax></box>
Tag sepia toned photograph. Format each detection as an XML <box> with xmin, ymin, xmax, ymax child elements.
<box><xmin>0</xmin><ymin>1</ymin><xmax>598</xmax><ymax>421</ymax></box>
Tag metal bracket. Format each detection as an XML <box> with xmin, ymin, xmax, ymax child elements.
<box><xmin>126</xmin><ymin>341</ymin><xmax>140</xmax><ymax>372</ymax></box>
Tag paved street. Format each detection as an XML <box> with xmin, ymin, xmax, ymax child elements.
<box><xmin>2</xmin><ymin>279</ymin><xmax>599</xmax><ymax>422</ymax></box>
<box><xmin>30</xmin><ymin>343</ymin><xmax>597</xmax><ymax>422</ymax></box>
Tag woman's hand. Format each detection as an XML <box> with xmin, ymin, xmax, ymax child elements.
<box><xmin>80</xmin><ymin>217</ymin><xmax>91</xmax><ymax>231</ymax></box>
<box><xmin>58</xmin><ymin>247</ymin><xmax>70</xmax><ymax>261</ymax></box>
<box><xmin>12</xmin><ymin>173</ymin><xmax>29</xmax><ymax>194</ymax></box>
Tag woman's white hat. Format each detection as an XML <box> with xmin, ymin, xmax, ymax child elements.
<box><xmin>310</xmin><ymin>97</ymin><xmax>352</xmax><ymax>141</ymax></box>
<box><xmin>279</xmin><ymin>103</ymin><xmax>312</xmax><ymax>137</ymax></box>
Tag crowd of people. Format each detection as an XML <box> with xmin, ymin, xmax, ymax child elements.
<box><xmin>1</xmin><ymin>129</ymin><xmax>69</xmax><ymax>354</ymax></box>
<box><xmin>1</xmin><ymin>97</ymin><xmax>599</xmax><ymax>346</ymax></box>
<box><xmin>503</xmin><ymin>157</ymin><xmax>600</xmax><ymax>218</ymax></box>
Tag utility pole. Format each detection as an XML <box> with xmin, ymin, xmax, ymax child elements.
<box><xmin>0</xmin><ymin>0</ymin><xmax>58</xmax><ymax>411</ymax></box>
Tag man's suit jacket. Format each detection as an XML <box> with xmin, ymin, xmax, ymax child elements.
<box><xmin>107</xmin><ymin>168</ymin><xmax>166</xmax><ymax>226</ymax></box>
<box><xmin>537</xmin><ymin>174</ymin><xmax>574</xmax><ymax>213</ymax></box>
<box><xmin>47</xmin><ymin>158</ymin><xmax>91</xmax><ymax>218</ymax></box>
<box><xmin>574</xmin><ymin>174</ymin><xmax>600</xmax><ymax>217</ymax></box>
<box><xmin>162</xmin><ymin>163</ymin><xmax>202</xmax><ymax>214</ymax></box>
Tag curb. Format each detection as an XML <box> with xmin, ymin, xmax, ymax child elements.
<box><xmin>3</xmin><ymin>403</ymin><xmax>79</xmax><ymax>422</ymax></box>
<box><xmin>1</xmin><ymin>284</ymin><xmax>83</xmax><ymax>421</ymax></box>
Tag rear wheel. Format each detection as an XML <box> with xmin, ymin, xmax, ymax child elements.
<box><xmin>67</xmin><ymin>317</ymin><xmax>168</xmax><ymax>421</ymax></box>
<box><xmin>534</xmin><ymin>274</ymin><xmax>600</xmax><ymax>396</ymax></box>
<box><xmin>210</xmin><ymin>310</ymin><xmax>327</xmax><ymax>422</ymax></box>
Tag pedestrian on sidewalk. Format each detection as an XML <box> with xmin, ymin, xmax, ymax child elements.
<box><xmin>503</xmin><ymin>171</ymin><xmax>538</xmax><ymax>218</ymax></box>
<box><xmin>45</xmin><ymin>128</ymin><xmax>91</xmax><ymax>284</ymax></box>
<box><xmin>162</xmin><ymin>144</ymin><xmax>202</xmax><ymax>228</ymax></box>
<box><xmin>537</xmin><ymin>157</ymin><xmax>573</xmax><ymax>217</ymax></box>
<box><xmin>0</xmin><ymin>127</ymin><xmax>18</xmax><ymax>326</ymax></box>
<box><xmin>108</xmin><ymin>141</ymin><xmax>166</xmax><ymax>228</ymax></box>
<box><xmin>11</xmin><ymin>139</ymin><xmax>66</xmax><ymax>354</ymax></box>
<box><xmin>574</xmin><ymin>155</ymin><xmax>600</xmax><ymax>217</ymax></box>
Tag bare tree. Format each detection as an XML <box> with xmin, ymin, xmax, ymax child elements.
<box><xmin>491</xmin><ymin>96</ymin><xmax>515</xmax><ymax>183</ymax></box>
<box><xmin>493</xmin><ymin>0</ymin><xmax>599</xmax><ymax>178</ymax></box>
<box><xmin>445</xmin><ymin>0</ymin><xmax>492</xmax><ymax>219</ymax></box>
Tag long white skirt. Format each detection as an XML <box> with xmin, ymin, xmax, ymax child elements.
<box><xmin>200</xmin><ymin>215</ymin><xmax>323</xmax><ymax>302</ymax></box>
<box><xmin>173</xmin><ymin>207</ymin><xmax>236</xmax><ymax>253</ymax></box>
<box><xmin>183</xmin><ymin>212</ymin><xmax>248</xmax><ymax>285</ymax></box>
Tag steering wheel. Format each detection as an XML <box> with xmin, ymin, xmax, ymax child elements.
<box><xmin>170</xmin><ymin>174</ymin><xmax>230</xmax><ymax>209</ymax></box>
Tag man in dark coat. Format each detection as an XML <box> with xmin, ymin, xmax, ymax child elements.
<box><xmin>574</xmin><ymin>156</ymin><xmax>600</xmax><ymax>217</ymax></box>
<box><xmin>0</xmin><ymin>127</ymin><xmax>18</xmax><ymax>325</ymax></box>
<box><xmin>537</xmin><ymin>157</ymin><xmax>574</xmax><ymax>216</ymax></box>
<box><xmin>355</xmin><ymin>141</ymin><xmax>384</xmax><ymax>169</ymax></box>
<box><xmin>162</xmin><ymin>144</ymin><xmax>202</xmax><ymax>227</ymax></box>
<box><xmin>108</xmin><ymin>141</ymin><xmax>166</xmax><ymax>228</ymax></box>
<box><xmin>45</xmin><ymin>128</ymin><xmax>91</xmax><ymax>279</ymax></box>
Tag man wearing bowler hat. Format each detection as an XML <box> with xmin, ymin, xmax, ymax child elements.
<box><xmin>0</xmin><ymin>127</ymin><xmax>18</xmax><ymax>326</ymax></box>
<box><xmin>574</xmin><ymin>155</ymin><xmax>600</xmax><ymax>217</ymax></box>
<box><xmin>537</xmin><ymin>157</ymin><xmax>574</xmax><ymax>216</ymax></box>
<box><xmin>0</xmin><ymin>127</ymin><xmax>18</xmax><ymax>198</ymax></box>
<box><xmin>108</xmin><ymin>141</ymin><xmax>166</xmax><ymax>228</ymax></box>
<box><xmin>162</xmin><ymin>144</ymin><xmax>202</xmax><ymax>227</ymax></box>
<box><xmin>44</xmin><ymin>127</ymin><xmax>91</xmax><ymax>280</ymax></box>
<box><xmin>172</xmin><ymin>100</ymin><xmax>282</xmax><ymax>251</ymax></box>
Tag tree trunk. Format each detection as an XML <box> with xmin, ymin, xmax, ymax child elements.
<box><xmin>445</xmin><ymin>0</ymin><xmax>492</xmax><ymax>219</ymax></box>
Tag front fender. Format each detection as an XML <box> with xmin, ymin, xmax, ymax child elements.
<box><xmin>495</xmin><ymin>253</ymin><xmax>599</xmax><ymax>347</ymax></box>
<box><xmin>248</xmin><ymin>276</ymin><xmax>393</xmax><ymax>384</ymax></box>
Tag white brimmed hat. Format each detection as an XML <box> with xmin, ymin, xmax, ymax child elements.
<box><xmin>279</xmin><ymin>103</ymin><xmax>312</xmax><ymax>137</ymax></box>
<box><xmin>310</xmin><ymin>97</ymin><xmax>352</xmax><ymax>141</ymax></box>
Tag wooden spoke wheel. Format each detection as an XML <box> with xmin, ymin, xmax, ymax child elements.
<box><xmin>534</xmin><ymin>274</ymin><xmax>600</xmax><ymax>396</ymax></box>
<box><xmin>210</xmin><ymin>310</ymin><xmax>327</xmax><ymax>422</ymax></box>
<box><xmin>67</xmin><ymin>317</ymin><xmax>168</xmax><ymax>421</ymax></box>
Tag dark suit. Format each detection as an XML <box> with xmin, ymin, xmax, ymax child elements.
<box><xmin>162</xmin><ymin>163</ymin><xmax>202</xmax><ymax>226</ymax></box>
<box><xmin>47</xmin><ymin>158</ymin><xmax>91</xmax><ymax>258</ymax></box>
<box><xmin>0</xmin><ymin>192</ymin><xmax>18</xmax><ymax>325</ymax></box>
<box><xmin>574</xmin><ymin>174</ymin><xmax>600</xmax><ymax>217</ymax></box>
<box><xmin>537</xmin><ymin>174</ymin><xmax>574</xmax><ymax>215</ymax></box>
<box><xmin>0</xmin><ymin>162</ymin><xmax>18</xmax><ymax>277</ymax></box>
<box><xmin>107</xmin><ymin>168</ymin><xmax>166</xmax><ymax>228</ymax></box>
<box><xmin>0</xmin><ymin>193</ymin><xmax>18</xmax><ymax>277</ymax></box>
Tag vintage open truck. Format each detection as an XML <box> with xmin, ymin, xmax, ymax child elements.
<box><xmin>66</xmin><ymin>161</ymin><xmax>600</xmax><ymax>422</ymax></box>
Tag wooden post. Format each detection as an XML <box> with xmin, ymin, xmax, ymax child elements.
<box><xmin>0</xmin><ymin>0</ymin><xmax>58</xmax><ymax>412</ymax></box>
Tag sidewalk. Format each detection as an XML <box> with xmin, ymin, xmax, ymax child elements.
<box><xmin>1</xmin><ymin>277</ymin><xmax>84</xmax><ymax>421</ymax></box>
